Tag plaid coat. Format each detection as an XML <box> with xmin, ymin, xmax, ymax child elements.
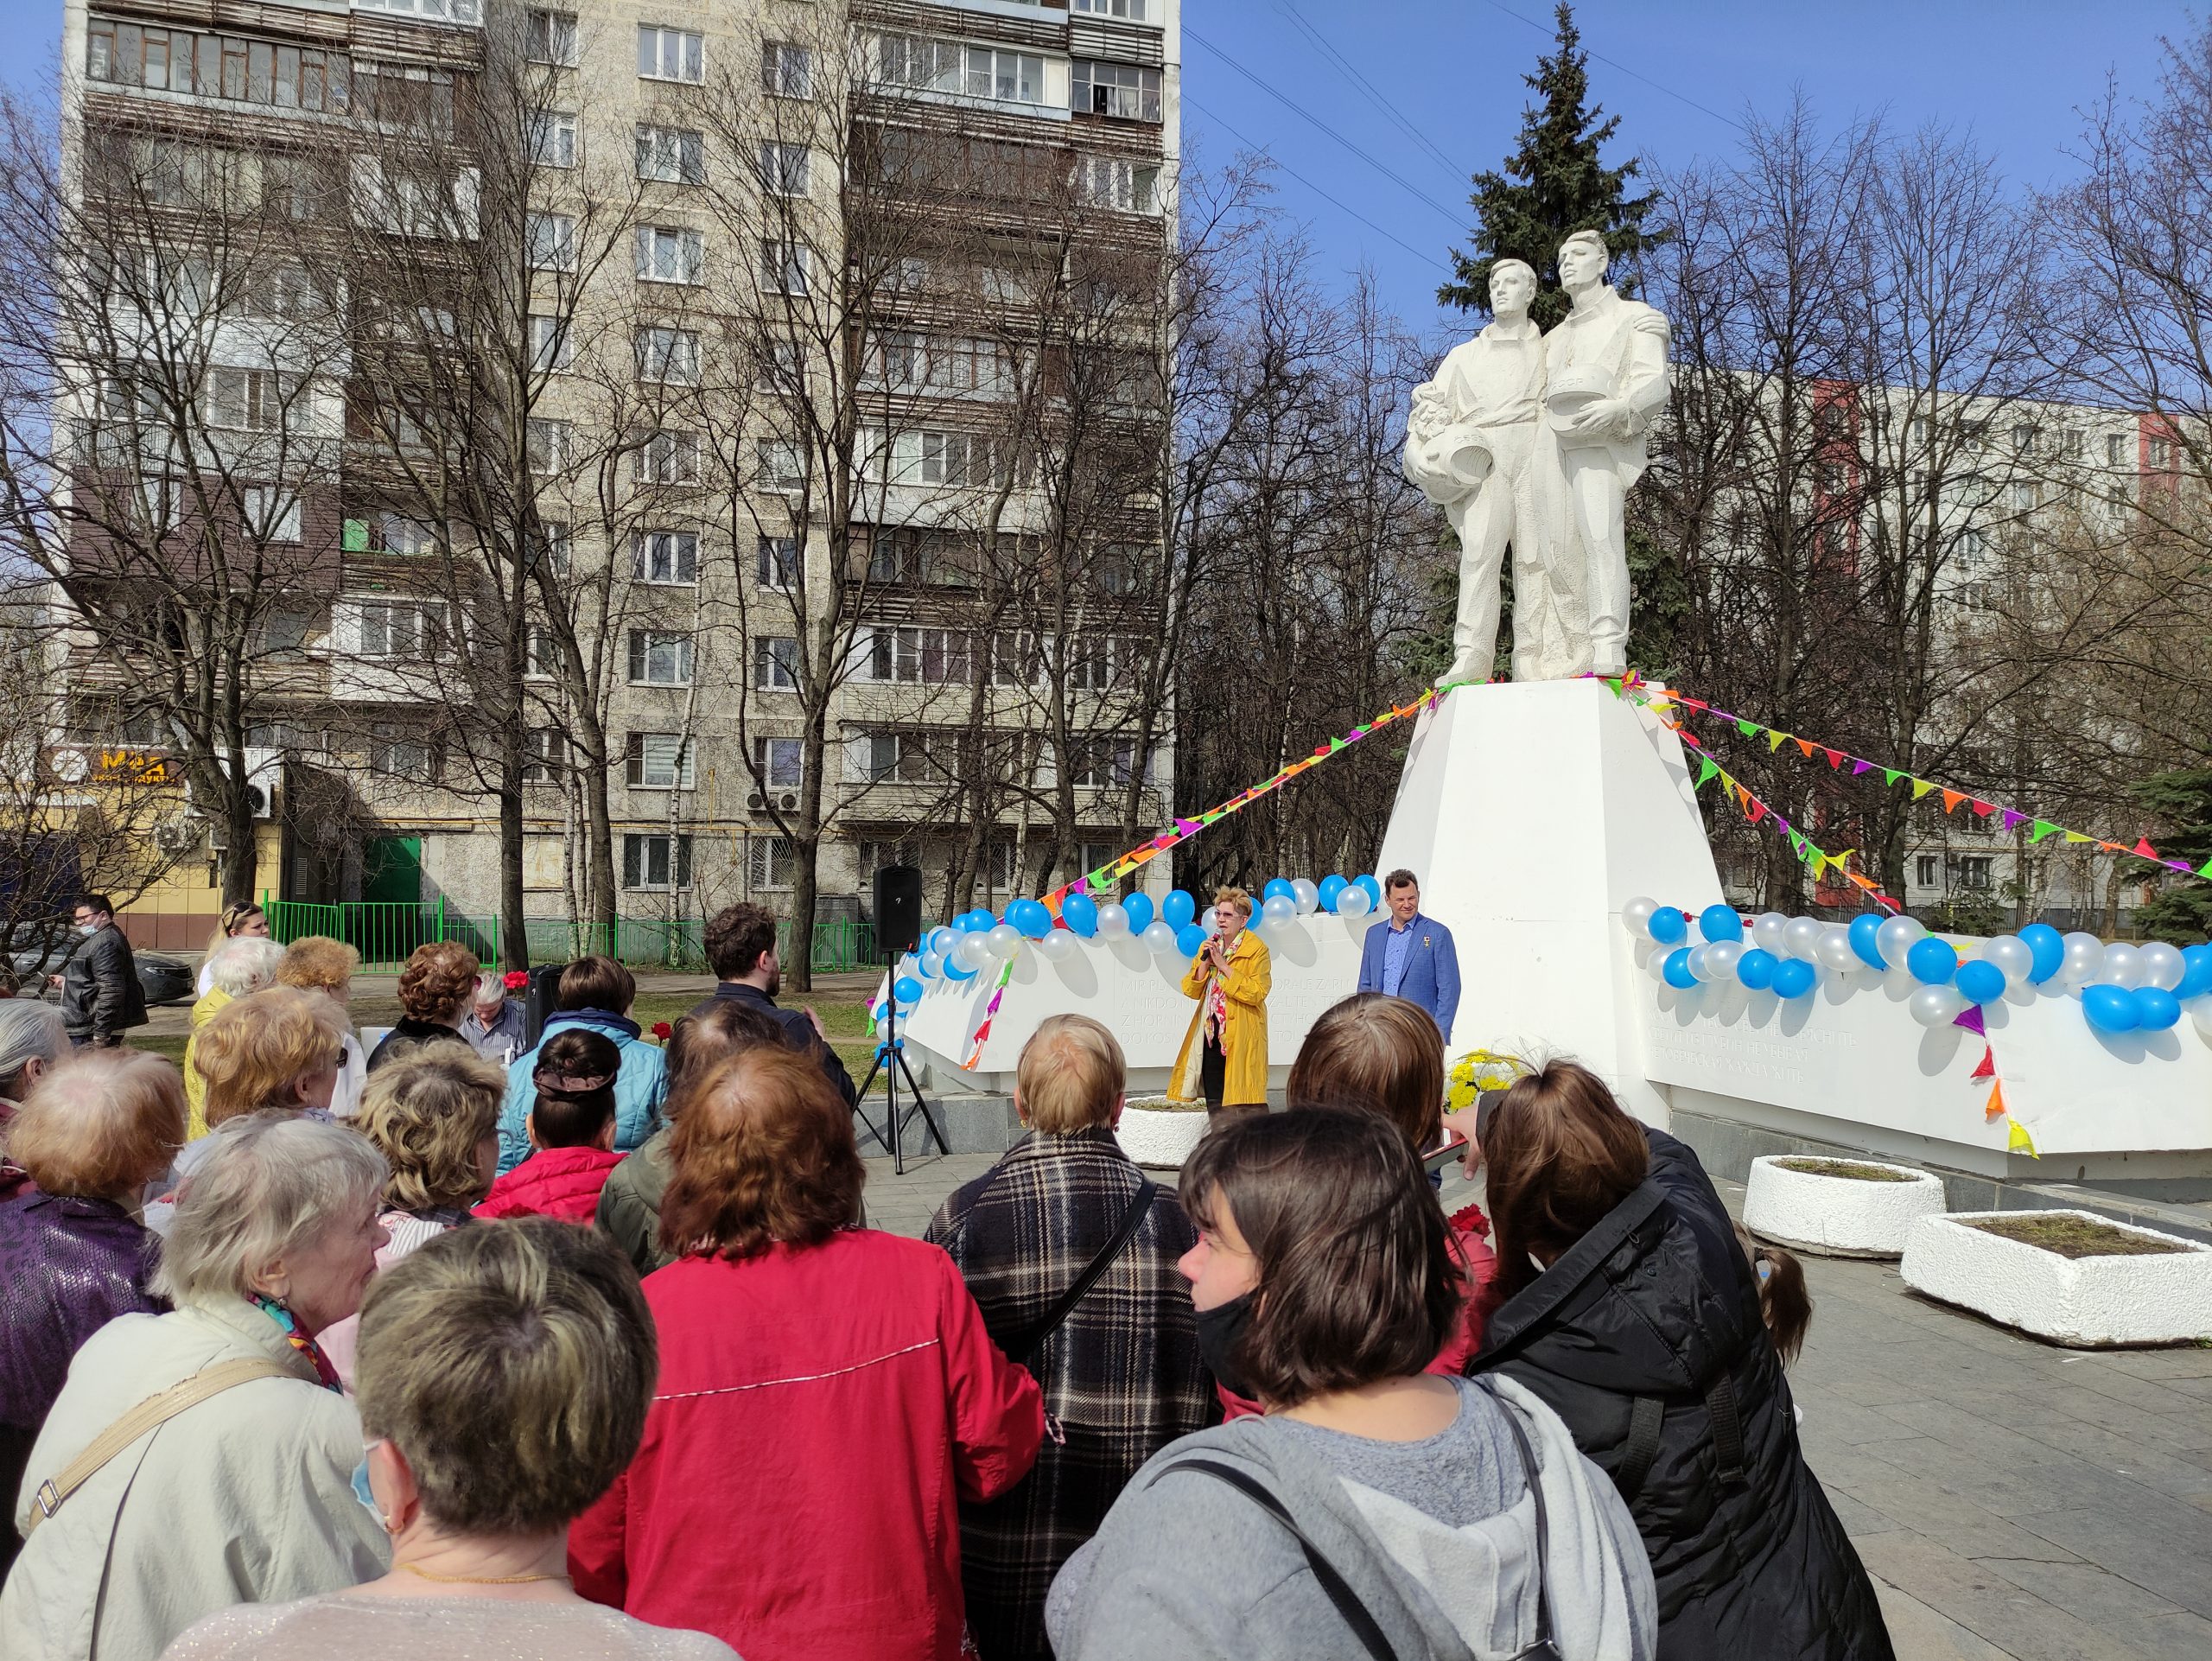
<box><xmin>925</xmin><ymin>1126</ymin><xmax>1215</xmax><ymax>1661</ymax></box>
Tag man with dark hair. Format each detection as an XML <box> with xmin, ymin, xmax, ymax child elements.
<box><xmin>692</xmin><ymin>903</ymin><xmax>857</xmax><ymax>1107</ymax></box>
<box><xmin>54</xmin><ymin>895</ymin><xmax>147</xmax><ymax>1049</ymax></box>
<box><xmin>1353</xmin><ymin>870</ymin><xmax>1460</xmax><ymax>1046</ymax></box>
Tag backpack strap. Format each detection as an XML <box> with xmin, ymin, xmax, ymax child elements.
<box><xmin>1491</xmin><ymin>1394</ymin><xmax>1564</xmax><ymax>1661</ymax></box>
<box><xmin>1614</xmin><ymin>1394</ymin><xmax>1667</xmax><ymax>1504</ymax></box>
<box><xmin>25</xmin><ymin>1357</ymin><xmax>296</xmax><ymax>1537</ymax></box>
<box><xmin>1705</xmin><ymin>1371</ymin><xmax>1748</xmax><ymax>1486</ymax></box>
<box><xmin>1154</xmin><ymin>1457</ymin><xmax>1397</xmax><ymax>1661</ymax></box>
<box><xmin>1002</xmin><ymin>1176</ymin><xmax>1155</xmax><ymax>1367</ymax></box>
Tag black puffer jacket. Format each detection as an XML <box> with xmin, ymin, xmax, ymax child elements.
<box><xmin>1469</xmin><ymin>1128</ymin><xmax>1892</xmax><ymax>1661</ymax></box>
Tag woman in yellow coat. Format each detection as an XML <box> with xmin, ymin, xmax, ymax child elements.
<box><xmin>1170</xmin><ymin>887</ymin><xmax>1271</xmax><ymax>1113</ymax></box>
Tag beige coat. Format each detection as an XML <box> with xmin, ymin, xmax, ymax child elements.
<box><xmin>2</xmin><ymin>1298</ymin><xmax>390</xmax><ymax>1661</ymax></box>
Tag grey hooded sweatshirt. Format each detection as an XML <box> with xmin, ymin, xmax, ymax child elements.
<box><xmin>1046</xmin><ymin>1374</ymin><xmax>1656</xmax><ymax>1661</ymax></box>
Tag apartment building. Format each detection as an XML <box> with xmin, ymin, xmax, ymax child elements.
<box><xmin>52</xmin><ymin>0</ymin><xmax>1183</xmax><ymax>951</ymax></box>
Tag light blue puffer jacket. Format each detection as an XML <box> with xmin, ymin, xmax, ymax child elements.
<box><xmin>495</xmin><ymin>1009</ymin><xmax>667</xmax><ymax>1173</ymax></box>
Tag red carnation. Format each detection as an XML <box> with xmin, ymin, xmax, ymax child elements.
<box><xmin>502</xmin><ymin>970</ymin><xmax>530</xmax><ymax>990</ymax></box>
<box><xmin>1447</xmin><ymin>1203</ymin><xmax>1491</xmax><ymax>1238</ymax></box>
<box><xmin>652</xmin><ymin>1021</ymin><xmax>673</xmax><ymax>1041</ymax></box>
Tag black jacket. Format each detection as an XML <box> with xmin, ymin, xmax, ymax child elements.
<box><xmin>690</xmin><ymin>982</ymin><xmax>858</xmax><ymax>1107</ymax></box>
<box><xmin>59</xmin><ymin>924</ymin><xmax>146</xmax><ymax>1045</ymax></box>
<box><xmin>1470</xmin><ymin>1128</ymin><xmax>1892</xmax><ymax>1661</ymax></box>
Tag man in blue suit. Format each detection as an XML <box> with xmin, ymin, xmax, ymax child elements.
<box><xmin>1356</xmin><ymin>869</ymin><xmax>1461</xmax><ymax>1045</ymax></box>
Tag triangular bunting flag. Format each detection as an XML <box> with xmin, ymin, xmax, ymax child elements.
<box><xmin>2001</xmin><ymin>810</ymin><xmax>2025</xmax><ymax>832</ymax></box>
<box><xmin>1911</xmin><ymin>780</ymin><xmax>1935</xmax><ymax>799</ymax></box>
<box><xmin>2007</xmin><ymin>1119</ymin><xmax>2038</xmax><ymax>1158</ymax></box>
<box><xmin>1942</xmin><ymin>790</ymin><xmax>1966</xmax><ymax>813</ymax></box>
<box><xmin>1735</xmin><ymin>718</ymin><xmax>1758</xmax><ymax>737</ymax></box>
<box><xmin>1174</xmin><ymin>818</ymin><xmax>1199</xmax><ymax>836</ymax></box>
<box><xmin>2166</xmin><ymin>859</ymin><xmax>2196</xmax><ymax>874</ymax></box>
<box><xmin>2133</xmin><ymin>837</ymin><xmax>2158</xmax><ymax>859</ymax></box>
<box><xmin>1748</xmin><ymin>799</ymin><xmax>1767</xmax><ymax>826</ymax></box>
<box><xmin>1695</xmin><ymin>758</ymin><xmax>1719</xmax><ymax>786</ymax></box>
<box><xmin>2064</xmin><ymin>831</ymin><xmax>2091</xmax><ymax>843</ymax></box>
<box><xmin>2098</xmin><ymin>841</ymin><xmax>2123</xmax><ymax>853</ymax></box>
<box><xmin>1823</xmin><ymin>748</ymin><xmax>1847</xmax><ymax>769</ymax></box>
<box><xmin>1970</xmin><ymin>800</ymin><xmax>1997</xmax><ymax>818</ymax></box>
<box><xmin>1955</xmin><ymin>1005</ymin><xmax>1986</xmax><ymax>1037</ymax></box>
<box><xmin>1985</xmin><ymin>1080</ymin><xmax>2006</xmax><ymax>1122</ymax></box>
<box><xmin>2199</xmin><ymin>859</ymin><xmax>2212</xmax><ymax>878</ymax></box>
<box><xmin>1795</xmin><ymin>737</ymin><xmax>1816</xmax><ymax>758</ymax></box>
<box><xmin>1883</xmin><ymin>768</ymin><xmax>1903</xmax><ymax>786</ymax></box>
<box><xmin>1852</xmin><ymin>760</ymin><xmax>1873</xmax><ymax>775</ymax></box>
<box><xmin>1767</xmin><ymin>729</ymin><xmax>1788</xmax><ymax>753</ymax></box>
<box><xmin>1970</xmin><ymin>1046</ymin><xmax>1995</xmax><ymax>1079</ymax></box>
<box><xmin>2030</xmin><ymin>820</ymin><xmax>2058</xmax><ymax>843</ymax></box>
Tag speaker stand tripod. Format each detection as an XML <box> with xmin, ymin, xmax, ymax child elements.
<box><xmin>855</xmin><ymin>991</ymin><xmax>949</xmax><ymax>1175</ymax></box>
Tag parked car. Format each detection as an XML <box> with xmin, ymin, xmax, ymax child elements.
<box><xmin>5</xmin><ymin>937</ymin><xmax>195</xmax><ymax>1009</ymax></box>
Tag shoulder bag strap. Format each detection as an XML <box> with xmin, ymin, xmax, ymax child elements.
<box><xmin>1494</xmin><ymin>1400</ymin><xmax>1563</xmax><ymax>1661</ymax></box>
<box><xmin>1614</xmin><ymin>1393</ymin><xmax>1667</xmax><ymax>1504</ymax></box>
<box><xmin>1156</xmin><ymin>1457</ymin><xmax>1397</xmax><ymax>1661</ymax></box>
<box><xmin>25</xmin><ymin>1357</ymin><xmax>296</xmax><ymax>1537</ymax></box>
<box><xmin>1005</xmin><ymin>1176</ymin><xmax>1155</xmax><ymax>1366</ymax></box>
<box><xmin>1704</xmin><ymin>1371</ymin><xmax>1747</xmax><ymax>1486</ymax></box>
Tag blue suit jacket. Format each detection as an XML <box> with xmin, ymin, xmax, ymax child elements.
<box><xmin>1356</xmin><ymin>912</ymin><xmax>1461</xmax><ymax>1044</ymax></box>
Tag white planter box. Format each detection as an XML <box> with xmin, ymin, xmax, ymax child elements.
<box><xmin>1901</xmin><ymin>1210</ymin><xmax>2212</xmax><ymax>1347</ymax></box>
<box><xmin>1116</xmin><ymin>1098</ymin><xmax>1211</xmax><ymax>1168</ymax></box>
<box><xmin>1743</xmin><ymin>1155</ymin><xmax>1946</xmax><ymax>1258</ymax></box>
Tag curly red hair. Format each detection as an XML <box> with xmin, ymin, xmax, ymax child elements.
<box><xmin>397</xmin><ymin>941</ymin><xmax>479</xmax><ymax>1022</ymax></box>
<box><xmin>658</xmin><ymin>1047</ymin><xmax>863</xmax><ymax>1260</ymax></box>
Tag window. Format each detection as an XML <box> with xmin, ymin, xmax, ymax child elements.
<box><xmin>357</xmin><ymin>600</ymin><xmax>449</xmax><ymax>659</ymax></box>
<box><xmin>756</xmin><ymin>438</ymin><xmax>806</xmax><ymax>493</ymax></box>
<box><xmin>762</xmin><ymin>41</ymin><xmax>811</xmax><ymax>97</ymax></box>
<box><xmin>352</xmin><ymin>60</ymin><xmax>457</xmax><ymax>137</ymax></box>
<box><xmin>878</xmin><ymin>35</ymin><xmax>1044</xmax><ymax>105</ymax></box>
<box><xmin>633</xmin><ymin>429</ymin><xmax>701</xmax><ymax>484</ymax></box>
<box><xmin>524</xmin><ymin>625</ymin><xmax>558</xmax><ymax>678</ymax></box>
<box><xmin>760</xmin><ymin>239</ymin><xmax>810</xmax><ymax>295</ymax></box>
<box><xmin>754</xmin><ymin>735</ymin><xmax>803</xmax><ymax>788</ymax></box>
<box><xmin>2150</xmin><ymin>436</ymin><xmax>2173</xmax><ymax>469</ymax></box>
<box><xmin>241</xmin><ymin>259</ymin><xmax>317</xmax><ymax>320</ymax></box>
<box><xmin>1093</xmin><ymin>543</ymin><xmax>1146</xmax><ymax>595</ymax></box>
<box><xmin>530</xmin><ymin>313</ymin><xmax>572</xmax><ymax>371</ymax></box>
<box><xmin>636</xmin><ymin>225</ymin><xmax>704</xmax><ymax>283</ymax></box>
<box><xmin>637</xmin><ymin>25</ymin><xmax>703</xmax><ymax>83</ymax></box>
<box><xmin>636</xmin><ymin>124</ymin><xmax>704</xmax><ymax>184</ymax></box>
<box><xmin>868</xmin><ymin>529</ymin><xmax>963</xmax><ymax>585</ymax></box>
<box><xmin>855</xmin><ymin>731</ymin><xmax>936</xmax><ymax>784</ymax></box>
<box><xmin>257</xmin><ymin>604</ymin><xmax>314</xmax><ymax>653</ymax></box>
<box><xmin>241</xmin><ymin>487</ymin><xmax>302</xmax><ymax>543</ymax></box>
<box><xmin>859</xmin><ymin>625</ymin><xmax>973</xmax><ymax>684</ymax></box>
<box><xmin>1072</xmin><ymin>0</ymin><xmax>1152</xmax><ymax>16</ymax></box>
<box><xmin>87</xmin><ymin>21</ymin><xmax>353</xmax><ymax>113</ymax></box>
<box><xmin>528</xmin><ymin>212</ymin><xmax>575</xmax><ymax>271</ymax></box>
<box><xmin>351</xmin><ymin>0</ymin><xmax>479</xmax><ymax>22</ymax></box>
<box><xmin>1063</xmin><ymin>736</ymin><xmax>1144</xmax><ymax>787</ymax></box>
<box><xmin>526</xmin><ymin>418</ymin><xmax>572</xmax><ymax>474</ymax></box>
<box><xmin>761</xmin><ymin>142</ymin><xmax>810</xmax><ymax>196</ymax></box>
<box><xmin>920</xmin><ymin>430</ymin><xmax>1001</xmax><ymax>487</ymax></box>
<box><xmin>632</xmin><ymin>529</ymin><xmax>698</xmax><ymax>583</ymax></box>
<box><xmin>623</xmin><ymin>832</ymin><xmax>693</xmax><ymax>889</ymax></box>
<box><xmin>205</xmin><ymin>367</ymin><xmax>298</xmax><ymax>432</ymax></box>
<box><xmin>866</xmin><ymin>331</ymin><xmax>1012</xmax><ymax>396</ymax></box>
<box><xmin>625</xmin><ymin>731</ymin><xmax>696</xmax><ymax>788</ymax></box>
<box><xmin>756</xmin><ymin>535</ymin><xmax>802</xmax><ymax>587</ymax></box>
<box><xmin>754</xmin><ymin>635</ymin><xmax>799</xmax><ymax>690</ymax></box>
<box><xmin>527</xmin><ymin>110</ymin><xmax>577</xmax><ymax>169</ymax></box>
<box><xmin>368</xmin><ymin>722</ymin><xmax>433</xmax><ymax>782</ymax></box>
<box><xmin>754</xmin><ymin>336</ymin><xmax>802</xmax><ymax>390</ymax></box>
<box><xmin>526</xmin><ymin>10</ymin><xmax>577</xmax><ymax>66</ymax></box>
<box><xmin>1077</xmin><ymin>155</ymin><xmax>1160</xmax><ymax>213</ymax></box>
<box><xmin>1065</xmin><ymin>633</ymin><xmax>1140</xmax><ymax>691</ymax></box>
<box><xmin>747</xmin><ymin>835</ymin><xmax>792</xmax><ymax>890</ymax></box>
<box><xmin>1958</xmin><ymin>856</ymin><xmax>1993</xmax><ymax>891</ymax></box>
<box><xmin>634</xmin><ymin>325</ymin><xmax>701</xmax><ymax>384</ymax></box>
<box><xmin>523</xmin><ymin>728</ymin><xmax>564</xmax><ymax>784</ymax></box>
<box><xmin>1074</xmin><ymin>60</ymin><xmax>1160</xmax><ymax>121</ymax></box>
<box><xmin>627</xmin><ymin>629</ymin><xmax>693</xmax><ymax>684</ymax></box>
<box><xmin>2010</xmin><ymin>480</ymin><xmax>2037</xmax><ymax>512</ymax></box>
<box><xmin>2107</xmin><ymin>432</ymin><xmax>2127</xmax><ymax>467</ymax></box>
<box><xmin>376</xmin><ymin>513</ymin><xmax>437</xmax><ymax>556</ymax></box>
<box><xmin>1916</xmin><ymin>855</ymin><xmax>1938</xmax><ymax>887</ymax></box>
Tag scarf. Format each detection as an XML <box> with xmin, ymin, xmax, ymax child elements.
<box><xmin>252</xmin><ymin>1293</ymin><xmax>345</xmax><ymax>1393</ymax></box>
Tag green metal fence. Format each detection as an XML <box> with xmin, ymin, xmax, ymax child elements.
<box><xmin>262</xmin><ymin>897</ymin><xmax>877</xmax><ymax>973</ymax></box>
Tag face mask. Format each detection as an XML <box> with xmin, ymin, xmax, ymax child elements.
<box><xmin>78</xmin><ymin>922</ymin><xmax>99</xmax><ymax>937</ymax></box>
<box><xmin>350</xmin><ymin>1454</ymin><xmax>383</xmax><ymax>1524</ymax></box>
<box><xmin>1192</xmin><ymin>1289</ymin><xmax>1258</xmax><ymax>1400</ymax></box>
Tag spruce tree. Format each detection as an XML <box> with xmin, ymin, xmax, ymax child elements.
<box><xmin>2131</xmin><ymin>768</ymin><xmax>2212</xmax><ymax>942</ymax></box>
<box><xmin>1439</xmin><ymin>1</ymin><xmax>1661</xmax><ymax>328</ymax></box>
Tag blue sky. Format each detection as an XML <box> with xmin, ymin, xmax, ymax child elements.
<box><xmin>2</xmin><ymin>0</ymin><xmax>2192</xmax><ymax>331</ymax></box>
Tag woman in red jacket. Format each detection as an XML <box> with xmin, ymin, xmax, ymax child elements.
<box><xmin>569</xmin><ymin>1046</ymin><xmax>1044</xmax><ymax>1661</ymax></box>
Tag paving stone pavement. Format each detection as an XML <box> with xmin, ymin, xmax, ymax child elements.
<box><xmin>861</xmin><ymin>1151</ymin><xmax>2212</xmax><ymax>1660</ymax></box>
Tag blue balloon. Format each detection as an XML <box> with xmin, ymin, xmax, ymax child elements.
<box><xmin>1163</xmin><ymin>889</ymin><xmax>1196</xmax><ymax>930</ymax></box>
<box><xmin>1662</xmin><ymin>947</ymin><xmax>1697</xmax><ymax>990</ymax></box>
<box><xmin>1648</xmin><ymin>907</ymin><xmax>1688</xmax><ymax>945</ymax></box>
<box><xmin>1014</xmin><ymin>901</ymin><xmax>1051</xmax><ymax>939</ymax></box>
<box><xmin>1174</xmin><ymin>922</ymin><xmax>1209</xmax><ymax>958</ymax></box>
<box><xmin>943</xmin><ymin>952</ymin><xmax>977</xmax><ymax>982</ymax></box>
<box><xmin>1849</xmin><ymin>913</ymin><xmax>1888</xmax><ymax>971</ymax></box>
<box><xmin>1319</xmin><ymin>875</ymin><xmax>1349</xmax><ymax>913</ymax></box>
<box><xmin>1955</xmin><ymin>961</ymin><xmax>2006</xmax><ymax>1005</ymax></box>
<box><xmin>2082</xmin><ymin>983</ymin><xmax>2140</xmax><ymax>1034</ymax></box>
<box><xmin>1061</xmin><ymin>892</ymin><xmax>1098</xmax><ymax>939</ymax></box>
<box><xmin>2178</xmin><ymin>943</ymin><xmax>2212</xmax><ymax>1001</ymax></box>
<box><xmin>1699</xmin><ymin>905</ymin><xmax>1744</xmax><ymax>943</ymax></box>
<box><xmin>1354</xmin><ymin>874</ymin><xmax>1384</xmax><ymax>908</ymax></box>
<box><xmin>1906</xmin><ymin>936</ymin><xmax>1960</xmax><ymax>985</ymax></box>
<box><xmin>1736</xmin><ymin>948</ymin><xmax>1777</xmax><ymax>990</ymax></box>
<box><xmin>2134</xmin><ymin>986</ymin><xmax>2183</xmax><ymax>1031</ymax></box>
<box><xmin>1770</xmin><ymin>958</ymin><xmax>1819</xmax><ymax>999</ymax></box>
<box><xmin>1262</xmin><ymin>878</ymin><xmax>1296</xmax><ymax>904</ymax></box>
<box><xmin>957</xmin><ymin>911</ymin><xmax>987</xmax><ymax>932</ymax></box>
<box><xmin>893</xmin><ymin>976</ymin><xmax>923</xmax><ymax>1003</ymax></box>
<box><xmin>1122</xmin><ymin>891</ymin><xmax>1154</xmax><ymax>933</ymax></box>
<box><xmin>2018</xmin><ymin>922</ymin><xmax>2065</xmax><ymax>984</ymax></box>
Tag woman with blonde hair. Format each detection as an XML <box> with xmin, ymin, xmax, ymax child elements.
<box><xmin>0</xmin><ymin>1053</ymin><xmax>185</xmax><ymax>1578</ymax></box>
<box><xmin>184</xmin><ymin>937</ymin><xmax>289</xmax><ymax>1140</ymax></box>
<box><xmin>161</xmin><ymin>989</ymin><xmax>348</xmax><ymax>1223</ymax></box>
<box><xmin>275</xmin><ymin>935</ymin><xmax>366</xmax><ymax>1117</ymax></box>
<box><xmin>194</xmin><ymin>901</ymin><xmax>270</xmax><ymax>999</ymax></box>
<box><xmin>1168</xmin><ymin>888</ymin><xmax>1270</xmax><ymax>1115</ymax></box>
<box><xmin>365</xmin><ymin>941</ymin><xmax>479</xmax><ymax>1073</ymax></box>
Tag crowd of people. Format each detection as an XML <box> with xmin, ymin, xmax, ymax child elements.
<box><xmin>0</xmin><ymin>891</ymin><xmax>1894</xmax><ymax>1661</ymax></box>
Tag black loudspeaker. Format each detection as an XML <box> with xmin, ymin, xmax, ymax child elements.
<box><xmin>874</xmin><ymin>864</ymin><xmax>925</xmax><ymax>955</ymax></box>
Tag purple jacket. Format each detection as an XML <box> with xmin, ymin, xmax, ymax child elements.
<box><xmin>0</xmin><ymin>1190</ymin><xmax>166</xmax><ymax>1432</ymax></box>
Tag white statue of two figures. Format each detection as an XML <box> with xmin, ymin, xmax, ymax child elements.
<box><xmin>1404</xmin><ymin>231</ymin><xmax>1670</xmax><ymax>684</ymax></box>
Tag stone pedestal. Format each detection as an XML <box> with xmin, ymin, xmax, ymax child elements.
<box><xmin>1376</xmin><ymin>678</ymin><xmax>1726</xmax><ymax>1123</ymax></box>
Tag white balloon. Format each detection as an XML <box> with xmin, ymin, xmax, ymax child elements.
<box><xmin>1910</xmin><ymin>984</ymin><xmax>1969</xmax><ymax>1027</ymax></box>
<box><xmin>1984</xmin><ymin>936</ymin><xmax>2033</xmax><ymax>986</ymax></box>
<box><xmin>2139</xmin><ymin>941</ymin><xmax>2186</xmax><ymax>992</ymax></box>
<box><xmin>1623</xmin><ymin>896</ymin><xmax>1658</xmax><ymax>938</ymax></box>
<box><xmin>920</xmin><ymin>950</ymin><xmax>944</xmax><ymax>978</ymax></box>
<box><xmin>1035</xmin><ymin>929</ymin><xmax>1077</xmax><ymax>962</ymax></box>
<box><xmin>1141</xmin><ymin>920</ymin><xmax>1179</xmax><ymax>956</ymax></box>
<box><xmin>1687</xmin><ymin>945</ymin><xmax>1714</xmax><ymax>983</ymax></box>
<box><xmin>1337</xmin><ymin>886</ymin><xmax>1373</xmax><ymax>919</ymax></box>
<box><xmin>2192</xmin><ymin>997</ymin><xmax>2212</xmax><ymax>1042</ymax></box>
<box><xmin>1262</xmin><ymin>894</ymin><xmax>1298</xmax><ymax>926</ymax></box>
<box><xmin>1704</xmin><ymin>940</ymin><xmax>1745</xmax><ymax>980</ymax></box>
<box><xmin>1291</xmin><ymin>878</ymin><xmax>1320</xmax><ymax>915</ymax></box>
<box><xmin>1097</xmin><ymin>903</ymin><xmax>1131</xmax><ymax>939</ymax></box>
<box><xmin>1815</xmin><ymin>929</ymin><xmax>1859</xmax><ymax>972</ymax></box>
<box><xmin>988</xmin><ymin>923</ymin><xmax>1025</xmax><ymax>961</ymax></box>
<box><xmin>957</xmin><ymin>933</ymin><xmax>992</xmax><ymax>971</ymax></box>
<box><xmin>1646</xmin><ymin>947</ymin><xmax>1675</xmax><ymax>983</ymax></box>
<box><xmin>1751</xmin><ymin>913</ymin><xmax>1790</xmax><ymax>955</ymax></box>
<box><xmin>1875</xmin><ymin>913</ymin><xmax>1926</xmax><ymax>968</ymax></box>
<box><xmin>1783</xmin><ymin>917</ymin><xmax>1824</xmax><ymax>960</ymax></box>
<box><xmin>2101</xmin><ymin>942</ymin><xmax>2145</xmax><ymax>989</ymax></box>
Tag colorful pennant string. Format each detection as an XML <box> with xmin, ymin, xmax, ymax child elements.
<box><xmin>963</xmin><ymin>958</ymin><xmax>1018</xmax><ymax>1070</ymax></box>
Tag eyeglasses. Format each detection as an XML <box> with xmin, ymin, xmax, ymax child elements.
<box><xmin>332</xmin><ymin>1050</ymin><xmax>349</xmax><ymax>1070</ymax></box>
